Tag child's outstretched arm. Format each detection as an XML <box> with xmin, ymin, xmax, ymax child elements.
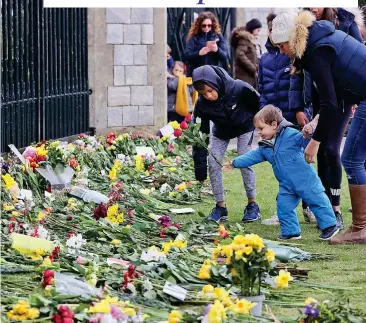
<box><xmin>232</xmin><ymin>148</ymin><xmax>266</xmax><ymax>169</ymax></box>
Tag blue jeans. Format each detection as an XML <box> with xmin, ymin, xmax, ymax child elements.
<box><xmin>341</xmin><ymin>101</ymin><xmax>366</xmax><ymax>185</ymax></box>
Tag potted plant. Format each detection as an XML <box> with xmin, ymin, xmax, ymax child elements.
<box><xmin>211</xmin><ymin>233</ymin><xmax>276</xmax><ymax>316</ymax></box>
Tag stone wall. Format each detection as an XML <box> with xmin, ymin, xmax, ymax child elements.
<box><xmin>88</xmin><ymin>8</ymin><xmax>167</xmax><ymax>135</ymax></box>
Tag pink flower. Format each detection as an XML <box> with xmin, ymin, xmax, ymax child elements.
<box><xmin>168</xmin><ymin>144</ymin><xmax>175</xmax><ymax>152</ymax></box>
<box><xmin>180</xmin><ymin>120</ymin><xmax>188</xmax><ymax>130</ymax></box>
<box><xmin>76</xmin><ymin>256</ymin><xmax>85</xmax><ymax>265</ymax></box>
<box><xmin>173</xmin><ymin>128</ymin><xmax>182</xmax><ymax>137</ymax></box>
<box><xmin>185</xmin><ymin>114</ymin><xmax>192</xmax><ymax>122</ymax></box>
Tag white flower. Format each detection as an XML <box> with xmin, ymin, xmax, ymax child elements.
<box><xmin>160</xmin><ymin>183</ymin><xmax>171</xmax><ymax>193</ymax></box>
<box><xmin>99</xmin><ymin>314</ymin><xmax>118</xmax><ymax>323</ymax></box>
<box><xmin>66</xmin><ymin>233</ymin><xmax>86</xmax><ymax>249</ymax></box>
<box><xmin>142</xmin><ymin>279</ymin><xmax>153</xmax><ymax>292</ymax></box>
<box><xmin>37</xmin><ymin>225</ymin><xmax>50</xmax><ymax>240</ymax></box>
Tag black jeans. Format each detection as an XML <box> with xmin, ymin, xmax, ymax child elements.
<box><xmin>316</xmin><ymin>104</ymin><xmax>352</xmax><ymax>206</ymax></box>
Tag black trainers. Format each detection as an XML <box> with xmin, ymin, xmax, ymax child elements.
<box><xmin>242</xmin><ymin>202</ymin><xmax>261</xmax><ymax>223</ymax></box>
<box><xmin>205</xmin><ymin>204</ymin><xmax>228</xmax><ymax>223</ymax></box>
<box><xmin>278</xmin><ymin>233</ymin><xmax>302</xmax><ymax>241</ymax></box>
<box><xmin>319</xmin><ymin>225</ymin><xmax>339</xmax><ymax>241</ymax></box>
<box><xmin>334</xmin><ymin>211</ymin><xmax>345</xmax><ymax>230</ymax></box>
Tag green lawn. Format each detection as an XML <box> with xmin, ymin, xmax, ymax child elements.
<box><xmin>178</xmin><ymin>158</ymin><xmax>366</xmax><ymax>318</ymax></box>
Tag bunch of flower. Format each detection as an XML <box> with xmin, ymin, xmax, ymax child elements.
<box><xmin>201</xmin><ymin>234</ymin><xmax>276</xmax><ymax>296</ymax></box>
<box><xmin>122</xmin><ymin>265</ymin><xmax>139</xmax><ymax>290</ymax></box>
<box><xmin>135</xmin><ymin>155</ymin><xmax>145</xmax><ymax>171</ymax></box>
<box><xmin>52</xmin><ymin>305</ymin><xmax>75</xmax><ymax>323</ymax></box>
<box><xmin>94</xmin><ymin>203</ymin><xmax>108</xmax><ymax>220</ymax></box>
<box><xmin>2</xmin><ymin>173</ymin><xmax>19</xmax><ymax>199</ymax></box>
<box><xmin>106</xmin><ymin>204</ymin><xmax>124</xmax><ymax>225</ymax></box>
<box><xmin>42</xmin><ymin>269</ymin><xmax>55</xmax><ymax>287</ymax></box>
<box><xmin>161</xmin><ymin>240</ymin><xmax>187</xmax><ymax>254</ymax></box>
<box><xmin>69</xmin><ymin>157</ymin><xmax>80</xmax><ymax>172</ymax></box>
<box><xmin>66</xmin><ymin>233</ymin><xmax>86</xmax><ymax>254</ymax></box>
<box><xmin>158</xmin><ymin>216</ymin><xmax>181</xmax><ymax>238</ymax></box>
<box><xmin>23</xmin><ymin>144</ymin><xmax>48</xmax><ymax>171</ymax></box>
<box><xmin>106</xmin><ymin>132</ymin><xmax>116</xmax><ymax>146</ymax></box>
<box><xmin>49</xmin><ymin>246</ymin><xmax>60</xmax><ymax>261</ymax></box>
<box><xmin>7</xmin><ymin>300</ymin><xmax>40</xmax><ymax>321</ymax></box>
<box><xmin>198</xmin><ymin>259</ymin><xmax>212</xmax><ymax>279</ymax></box>
<box><xmin>109</xmin><ymin>159</ymin><xmax>122</xmax><ymax>181</ymax></box>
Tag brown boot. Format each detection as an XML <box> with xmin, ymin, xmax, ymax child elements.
<box><xmin>330</xmin><ymin>185</ymin><xmax>366</xmax><ymax>245</ymax></box>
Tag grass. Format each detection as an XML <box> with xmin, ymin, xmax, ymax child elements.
<box><xmin>177</xmin><ymin>157</ymin><xmax>366</xmax><ymax>318</ymax></box>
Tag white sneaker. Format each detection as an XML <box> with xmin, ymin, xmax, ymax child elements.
<box><xmin>303</xmin><ymin>207</ymin><xmax>317</xmax><ymax>223</ymax></box>
<box><xmin>262</xmin><ymin>213</ymin><xmax>280</xmax><ymax>226</ymax></box>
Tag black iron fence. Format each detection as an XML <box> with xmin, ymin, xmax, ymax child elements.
<box><xmin>1</xmin><ymin>0</ymin><xmax>89</xmax><ymax>152</ymax></box>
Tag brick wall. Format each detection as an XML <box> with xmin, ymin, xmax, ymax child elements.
<box><xmin>105</xmin><ymin>8</ymin><xmax>155</xmax><ymax>128</ymax></box>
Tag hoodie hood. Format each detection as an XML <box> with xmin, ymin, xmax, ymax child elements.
<box><xmin>192</xmin><ymin>65</ymin><xmax>235</xmax><ymax>99</ymax></box>
<box><xmin>338</xmin><ymin>7</ymin><xmax>364</xmax><ymax>28</ymax></box>
<box><xmin>230</xmin><ymin>28</ymin><xmax>256</xmax><ymax>47</ymax></box>
<box><xmin>258</xmin><ymin>119</ymin><xmax>295</xmax><ymax>148</ymax></box>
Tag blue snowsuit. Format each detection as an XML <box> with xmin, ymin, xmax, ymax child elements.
<box><xmin>232</xmin><ymin>121</ymin><xmax>337</xmax><ymax>236</ymax></box>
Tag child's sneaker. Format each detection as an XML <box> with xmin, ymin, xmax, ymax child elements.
<box><xmin>242</xmin><ymin>202</ymin><xmax>261</xmax><ymax>223</ymax></box>
<box><xmin>303</xmin><ymin>207</ymin><xmax>317</xmax><ymax>223</ymax></box>
<box><xmin>205</xmin><ymin>204</ymin><xmax>228</xmax><ymax>223</ymax></box>
<box><xmin>262</xmin><ymin>213</ymin><xmax>280</xmax><ymax>226</ymax></box>
<box><xmin>278</xmin><ymin>233</ymin><xmax>302</xmax><ymax>240</ymax></box>
<box><xmin>319</xmin><ymin>225</ymin><xmax>339</xmax><ymax>241</ymax></box>
<box><xmin>334</xmin><ymin>211</ymin><xmax>345</xmax><ymax>230</ymax></box>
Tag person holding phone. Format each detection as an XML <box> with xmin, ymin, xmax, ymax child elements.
<box><xmin>184</xmin><ymin>11</ymin><xmax>229</xmax><ymax>77</ymax></box>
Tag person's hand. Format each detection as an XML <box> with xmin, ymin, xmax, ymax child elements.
<box><xmin>210</xmin><ymin>42</ymin><xmax>218</xmax><ymax>52</ymax></box>
<box><xmin>296</xmin><ymin>111</ymin><xmax>309</xmax><ymax>128</ymax></box>
<box><xmin>302</xmin><ymin>123</ymin><xmax>314</xmax><ymax>139</ymax></box>
<box><xmin>199</xmin><ymin>47</ymin><xmax>211</xmax><ymax>56</ymax></box>
<box><xmin>167</xmin><ymin>53</ymin><xmax>171</xmax><ymax>59</ymax></box>
<box><xmin>222</xmin><ymin>161</ymin><xmax>234</xmax><ymax>171</ymax></box>
<box><xmin>351</xmin><ymin>104</ymin><xmax>358</xmax><ymax>118</ymax></box>
<box><xmin>304</xmin><ymin>139</ymin><xmax>320</xmax><ymax>163</ymax></box>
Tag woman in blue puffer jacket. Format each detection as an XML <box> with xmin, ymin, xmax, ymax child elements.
<box><xmin>288</xmin><ymin>8</ymin><xmax>364</xmax><ymax>229</ymax></box>
<box><xmin>184</xmin><ymin>11</ymin><xmax>229</xmax><ymax>77</ymax></box>
<box><xmin>259</xmin><ymin>12</ymin><xmax>315</xmax><ymax>225</ymax></box>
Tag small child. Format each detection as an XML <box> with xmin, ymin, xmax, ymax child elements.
<box><xmin>232</xmin><ymin>105</ymin><xmax>339</xmax><ymax>241</ymax></box>
<box><xmin>167</xmin><ymin>61</ymin><xmax>197</xmax><ymax>123</ymax></box>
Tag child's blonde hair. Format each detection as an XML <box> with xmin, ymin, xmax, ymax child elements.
<box><xmin>254</xmin><ymin>105</ymin><xmax>284</xmax><ymax>125</ymax></box>
<box><xmin>167</xmin><ymin>44</ymin><xmax>172</xmax><ymax>54</ymax></box>
<box><xmin>172</xmin><ymin>61</ymin><xmax>185</xmax><ymax>70</ymax></box>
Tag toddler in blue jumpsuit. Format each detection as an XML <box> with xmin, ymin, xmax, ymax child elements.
<box><xmin>232</xmin><ymin>105</ymin><xmax>339</xmax><ymax>240</ymax></box>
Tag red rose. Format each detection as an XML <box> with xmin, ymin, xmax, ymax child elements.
<box><xmin>173</xmin><ymin>129</ymin><xmax>182</xmax><ymax>137</ymax></box>
<box><xmin>185</xmin><ymin>114</ymin><xmax>192</xmax><ymax>122</ymax></box>
<box><xmin>180</xmin><ymin>121</ymin><xmax>188</xmax><ymax>130</ymax></box>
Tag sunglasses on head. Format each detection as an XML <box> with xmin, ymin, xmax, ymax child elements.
<box><xmin>201</xmin><ymin>24</ymin><xmax>212</xmax><ymax>28</ymax></box>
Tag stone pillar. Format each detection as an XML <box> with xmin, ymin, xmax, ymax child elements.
<box><xmin>88</xmin><ymin>8</ymin><xmax>167</xmax><ymax>135</ymax></box>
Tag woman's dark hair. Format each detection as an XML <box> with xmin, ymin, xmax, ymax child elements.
<box><xmin>245</xmin><ymin>18</ymin><xmax>262</xmax><ymax>34</ymax></box>
<box><xmin>266</xmin><ymin>12</ymin><xmax>277</xmax><ymax>24</ymax></box>
<box><xmin>187</xmin><ymin>11</ymin><xmax>221</xmax><ymax>40</ymax></box>
<box><xmin>304</xmin><ymin>8</ymin><xmax>339</xmax><ymax>28</ymax></box>
<box><xmin>362</xmin><ymin>6</ymin><xmax>366</xmax><ymax>26</ymax></box>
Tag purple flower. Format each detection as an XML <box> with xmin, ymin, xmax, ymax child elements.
<box><xmin>203</xmin><ymin>304</ymin><xmax>211</xmax><ymax>316</ymax></box>
<box><xmin>304</xmin><ymin>304</ymin><xmax>320</xmax><ymax>317</ymax></box>
<box><xmin>89</xmin><ymin>314</ymin><xmax>103</xmax><ymax>323</ymax></box>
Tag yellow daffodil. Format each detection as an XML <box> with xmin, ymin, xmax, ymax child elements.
<box><xmin>3</xmin><ymin>203</ymin><xmax>15</xmax><ymax>211</ymax></box>
<box><xmin>274</xmin><ymin>270</ymin><xmax>293</xmax><ymax>289</ymax></box>
<box><xmin>156</xmin><ymin>154</ymin><xmax>164</xmax><ymax>160</ymax></box>
<box><xmin>305</xmin><ymin>297</ymin><xmax>318</xmax><ymax>305</ymax></box>
<box><xmin>87</xmin><ymin>299</ymin><xmax>111</xmax><ymax>314</ymax></box>
<box><xmin>111</xmin><ymin>239</ymin><xmax>121</xmax><ymax>245</ymax></box>
<box><xmin>207</xmin><ymin>300</ymin><xmax>227</xmax><ymax>323</ymax></box>
<box><xmin>213</xmin><ymin>287</ymin><xmax>230</xmax><ymax>301</ymax></box>
<box><xmin>198</xmin><ymin>259</ymin><xmax>212</xmax><ymax>280</ymax></box>
<box><xmin>176</xmin><ymin>183</ymin><xmax>186</xmax><ymax>191</ymax></box>
<box><xmin>41</xmin><ymin>257</ymin><xmax>52</xmax><ymax>266</ymax></box>
<box><xmin>122</xmin><ymin>307</ymin><xmax>136</xmax><ymax>316</ymax></box>
<box><xmin>135</xmin><ymin>155</ymin><xmax>145</xmax><ymax>171</ymax></box>
<box><xmin>202</xmin><ymin>284</ymin><xmax>215</xmax><ymax>294</ymax></box>
<box><xmin>2</xmin><ymin>174</ymin><xmax>17</xmax><ymax>190</ymax></box>
<box><xmin>168</xmin><ymin>310</ymin><xmax>182</xmax><ymax>323</ymax></box>
<box><xmin>7</xmin><ymin>300</ymin><xmax>40</xmax><ymax>321</ymax></box>
<box><xmin>230</xmin><ymin>299</ymin><xmax>256</xmax><ymax>315</ymax></box>
<box><xmin>266</xmin><ymin>249</ymin><xmax>275</xmax><ymax>262</ymax></box>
